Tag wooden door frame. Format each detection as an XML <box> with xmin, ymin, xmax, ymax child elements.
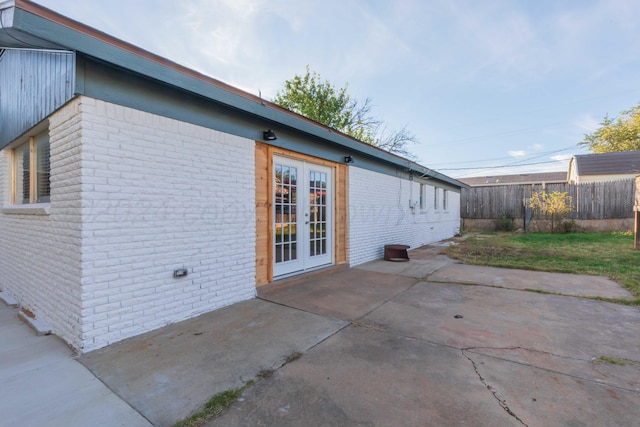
<box><xmin>255</xmin><ymin>142</ymin><xmax>348</xmax><ymax>285</ymax></box>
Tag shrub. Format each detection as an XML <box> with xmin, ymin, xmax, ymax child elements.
<box><xmin>495</xmin><ymin>211</ymin><xmax>515</xmax><ymax>232</ymax></box>
<box><xmin>559</xmin><ymin>219</ymin><xmax>580</xmax><ymax>234</ymax></box>
<box><xmin>529</xmin><ymin>191</ymin><xmax>573</xmax><ymax>233</ymax></box>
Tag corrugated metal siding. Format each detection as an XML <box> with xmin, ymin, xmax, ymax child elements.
<box><xmin>0</xmin><ymin>49</ymin><xmax>75</xmax><ymax>147</ymax></box>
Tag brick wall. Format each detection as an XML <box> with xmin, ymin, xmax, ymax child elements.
<box><xmin>0</xmin><ymin>99</ymin><xmax>84</xmax><ymax>349</ymax></box>
<box><xmin>78</xmin><ymin>97</ymin><xmax>256</xmax><ymax>351</ymax></box>
<box><xmin>348</xmin><ymin>167</ymin><xmax>460</xmax><ymax>266</ymax></box>
<box><xmin>1</xmin><ymin>96</ymin><xmax>257</xmax><ymax>352</ymax></box>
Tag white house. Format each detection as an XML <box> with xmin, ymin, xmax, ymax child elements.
<box><xmin>568</xmin><ymin>151</ymin><xmax>640</xmax><ymax>184</ymax></box>
<box><xmin>0</xmin><ymin>0</ymin><xmax>463</xmax><ymax>353</ymax></box>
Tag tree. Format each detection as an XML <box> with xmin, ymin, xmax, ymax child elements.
<box><xmin>529</xmin><ymin>191</ymin><xmax>573</xmax><ymax>233</ymax></box>
<box><xmin>581</xmin><ymin>104</ymin><xmax>640</xmax><ymax>153</ymax></box>
<box><xmin>273</xmin><ymin>66</ymin><xmax>417</xmax><ymax>158</ymax></box>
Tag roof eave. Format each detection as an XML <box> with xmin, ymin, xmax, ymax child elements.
<box><xmin>3</xmin><ymin>0</ymin><xmax>463</xmax><ymax>188</ymax></box>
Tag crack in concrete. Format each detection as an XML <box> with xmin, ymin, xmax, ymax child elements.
<box><xmin>461</xmin><ymin>346</ymin><xmax>640</xmax><ymax>394</ymax></box>
<box><xmin>462</xmin><ymin>349</ymin><xmax>528</xmax><ymax>426</ymax></box>
<box><xmin>463</xmin><ymin>345</ymin><xmax>588</xmax><ymax>363</ymax></box>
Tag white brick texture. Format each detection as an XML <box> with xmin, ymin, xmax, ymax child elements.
<box><xmin>1</xmin><ymin>97</ymin><xmax>256</xmax><ymax>352</ymax></box>
<box><xmin>0</xmin><ymin>99</ymin><xmax>84</xmax><ymax>349</ymax></box>
<box><xmin>348</xmin><ymin>167</ymin><xmax>460</xmax><ymax>266</ymax></box>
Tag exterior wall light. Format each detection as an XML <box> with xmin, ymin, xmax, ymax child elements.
<box><xmin>344</xmin><ymin>155</ymin><xmax>354</xmax><ymax>163</ymax></box>
<box><xmin>263</xmin><ymin>129</ymin><xmax>277</xmax><ymax>141</ymax></box>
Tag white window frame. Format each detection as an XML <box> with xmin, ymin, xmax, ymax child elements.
<box><xmin>443</xmin><ymin>189</ymin><xmax>448</xmax><ymax>211</ymax></box>
<box><xmin>434</xmin><ymin>187</ymin><xmax>440</xmax><ymax>211</ymax></box>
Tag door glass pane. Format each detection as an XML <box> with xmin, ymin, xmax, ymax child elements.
<box><xmin>308</xmin><ymin>170</ymin><xmax>328</xmax><ymax>257</ymax></box>
<box><xmin>275</xmin><ymin>162</ymin><xmax>298</xmax><ymax>264</ymax></box>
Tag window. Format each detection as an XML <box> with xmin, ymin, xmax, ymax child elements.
<box><xmin>12</xmin><ymin>130</ymin><xmax>50</xmax><ymax>204</ymax></box>
<box><xmin>419</xmin><ymin>183</ymin><xmax>425</xmax><ymax>210</ymax></box>
<box><xmin>443</xmin><ymin>189</ymin><xmax>448</xmax><ymax>211</ymax></box>
<box><xmin>434</xmin><ymin>187</ymin><xmax>440</xmax><ymax>210</ymax></box>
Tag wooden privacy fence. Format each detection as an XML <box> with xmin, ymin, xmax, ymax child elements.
<box><xmin>461</xmin><ymin>179</ymin><xmax>636</xmax><ymax>220</ymax></box>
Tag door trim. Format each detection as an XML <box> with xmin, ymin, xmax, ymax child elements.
<box><xmin>255</xmin><ymin>143</ymin><xmax>348</xmax><ymax>285</ymax></box>
<box><xmin>272</xmin><ymin>156</ymin><xmax>333</xmax><ymax>278</ymax></box>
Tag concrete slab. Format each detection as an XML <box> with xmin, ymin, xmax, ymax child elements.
<box><xmin>355</xmin><ymin>255</ymin><xmax>452</xmax><ymax>278</ymax></box>
<box><xmin>209</xmin><ymin>326</ymin><xmax>521</xmax><ymax>427</ymax></box>
<box><xmin>10</xmin><ymin>241</ymin><xmax>636</xmax><ymax>426</ymax></box>
<box><xmin>212</xmin><ymin>279</ymin><xmax>640</xmax><ymax>427</ymax></box>
<box><xmin>80</xmin><ymin>299</ymin><xmax>346</xmax><ymax>427</ymax></box>
<box><xmin>363</xmin><ymin>282</ymin><xmax>640</xmax><ymax>363</ymax></box>
<box><xmin>258</xmin><ymin>268</ymin><xmax>417</xmax><ymax>320</ymax></box>
<box><xmin>468</xmin><ymin>346</ymin><xmax>640</xmax><ymax>394</ymax></box>
<box><xmin>0</xmin><ymin>290</ymin><xmax>18</xmax><ymax>307</ymax></box>
<box><xmin>466</xmin><ymin>352</ymin><xmax>640</xmax><ymax>427</ymax></box>
<box><xmin>0</xmin><ymin>305</ymin><xmax>151</xmax><ymax>427</ymax></box>
<box><xmin>18</xmin><ymin>309</ymin><xmax>52</xmax><ymax>335</ymax></box>
<box><xmin>429</xmin><ymin>263</ymin><xmax>633</xmax><ymax>298</ymax></box>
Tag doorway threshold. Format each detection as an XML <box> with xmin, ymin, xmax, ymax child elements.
<box><xmin>258</xmin><ymin>264</ymin><xmax>349</xmax><ymax>296</ymax></box>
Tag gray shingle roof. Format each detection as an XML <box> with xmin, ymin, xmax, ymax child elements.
<box><xmin>573</xmin><ymin>151</ymin><xmax>640</xmax><ymax>176</ymax></box>
<box><xmin>459</xmin><ymin>172</ymin><xmax>567</xmax><ymax>187</ymax></box>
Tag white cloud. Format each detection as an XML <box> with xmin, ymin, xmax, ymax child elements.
<box><xmin>551</xmin><ymin>154</ymin><xmax>572</xmax><ymax>162</ymax></box>
<box><xmin>508</xmin><ymin>150</ymin><xmax>527</xmax><ymax>157</ymax></box>
<box><xmin>573</xmin><ymin>114</ymin><xmax>600</xmax><ymax>133</ymax></box>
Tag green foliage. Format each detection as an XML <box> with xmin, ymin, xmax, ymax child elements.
<box><xmin>558</xmin><ymin>219</ymin><xmax>580</xmax><ymax>234</ymax></box>
<box><xmin>494</xmin><ymin>211</ymin><xmax>515</xmax><ymax>232</ymax></box>
<box><xmin>529</xmin><ymin>191</ymin><xmax>573</xmax><ymax>233</ymax></box>
<box><xmin>581</xmin><ymin>104</ymin><xmax>640</xmax><ymax>153</ymax></box>
<box><xmin>273</xmin><ymin>66</ymin><xmax>417</xmax><ymax>157</ymax></box>
<box><xmin>595</xmin><ymin>356</ymin><xmax>626</xmax><ymax>366</ymax></box>
<box><xmin>273</xmin><ymin>66</ymin><xmax>374</xmax><ymax>142</ymax></box>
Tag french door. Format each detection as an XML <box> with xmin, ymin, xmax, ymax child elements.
<box><xmin>273</xmin><ymin>156</ymin><xmax>333</xmax><ymax>277</ymax></box>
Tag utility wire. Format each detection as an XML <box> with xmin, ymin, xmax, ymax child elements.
<box><xmin>437</xmin><ymin>159</ymin><xmax>563</xmax><ymax>171</ymax></box>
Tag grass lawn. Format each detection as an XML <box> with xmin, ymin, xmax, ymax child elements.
<box><xmin>445</xmin><ymin>231</ymin><xmax>640</xmax><ymax>303</ymax></box>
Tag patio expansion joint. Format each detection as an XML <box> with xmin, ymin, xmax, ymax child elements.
<box><xmin>424</xmin><ymin>278</ymin><xmax>621</xmax><ymax>302</ymax></box>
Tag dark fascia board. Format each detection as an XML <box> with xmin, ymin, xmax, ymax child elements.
<box><xmin>4</xmin><ymin>0</ymin><xmax>463</xmax><ymax>189</ymax></box>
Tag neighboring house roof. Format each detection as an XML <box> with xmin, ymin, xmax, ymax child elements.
<box><xmin>0</xmin><ymin>0</ymin><xmax>464</xmax><ymax>189</ymax></box>
<box><xmin>570</xmin><ymin>151</ymin><xmax>640</xmax><ymax>176</ymax></box>
<box><xmin>459</xmin><ymin>172</ymin><xmax>567</xmax><ymax>187</ymax></box>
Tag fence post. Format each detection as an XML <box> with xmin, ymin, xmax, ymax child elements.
<box><xmin>635</xmin><ymin>176</ymin><xmax>640</xmax><ymax>250</ymax></box>
<box><xmin>635</xmin><ymin>210</ymin><xmax>640</xmax><ymax>250</ymax></box>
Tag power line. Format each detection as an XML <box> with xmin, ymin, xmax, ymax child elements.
<box><xmin>429</xmin><ymin>144</ymin><xmax>577</xmax><ymax>167</ymax></box>
<box><xmin>437</xmin><ymin>159</ymin><xmax>564</xmax><ymax>171</ymax></box>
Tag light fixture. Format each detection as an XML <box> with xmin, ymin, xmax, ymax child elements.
<box><xmin>344</xmin><ymin>155</ymin><xmax>354</xmax><ymax>164</ymax></box>
<box><xmin>263</xmin><ymin>129</ymin><xmax>277</xmax><ymax>141</ymax></box>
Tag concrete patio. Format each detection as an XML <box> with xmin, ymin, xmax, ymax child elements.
<box><xmin>2</xmin><ymin>243</ymin><xmax>639</xmax><ymax>426</ymax></box>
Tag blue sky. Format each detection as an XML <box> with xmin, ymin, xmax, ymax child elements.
<box><xmin>36</xmin><ymin>0</ymin><xmax>640</xmax><ymax>178</ymax></box>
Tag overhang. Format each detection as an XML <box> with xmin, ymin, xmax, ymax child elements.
<box><xmin>0</xmin><ymin>0</ymin><xmax>463</xmax><ymax>189</ymax></box>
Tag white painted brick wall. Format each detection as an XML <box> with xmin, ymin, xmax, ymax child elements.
<box><xmin>1</xmin><ymin>96</ymin><xmax>256</xmax><ymax>352</ymax></box>
<box><xmin>0</xmin><ymin>98</ymin><xmax>84</xmax><ymax>349</ymax></box>
<box><xmin>78</xmin><ymin>97</ymin><xmax>256</xmax><ymax>352</ymax></box>
<box><xmin>348</xmin><ymin>166</ymin><xmax>460</xmax><ymax>266</ymax></box>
